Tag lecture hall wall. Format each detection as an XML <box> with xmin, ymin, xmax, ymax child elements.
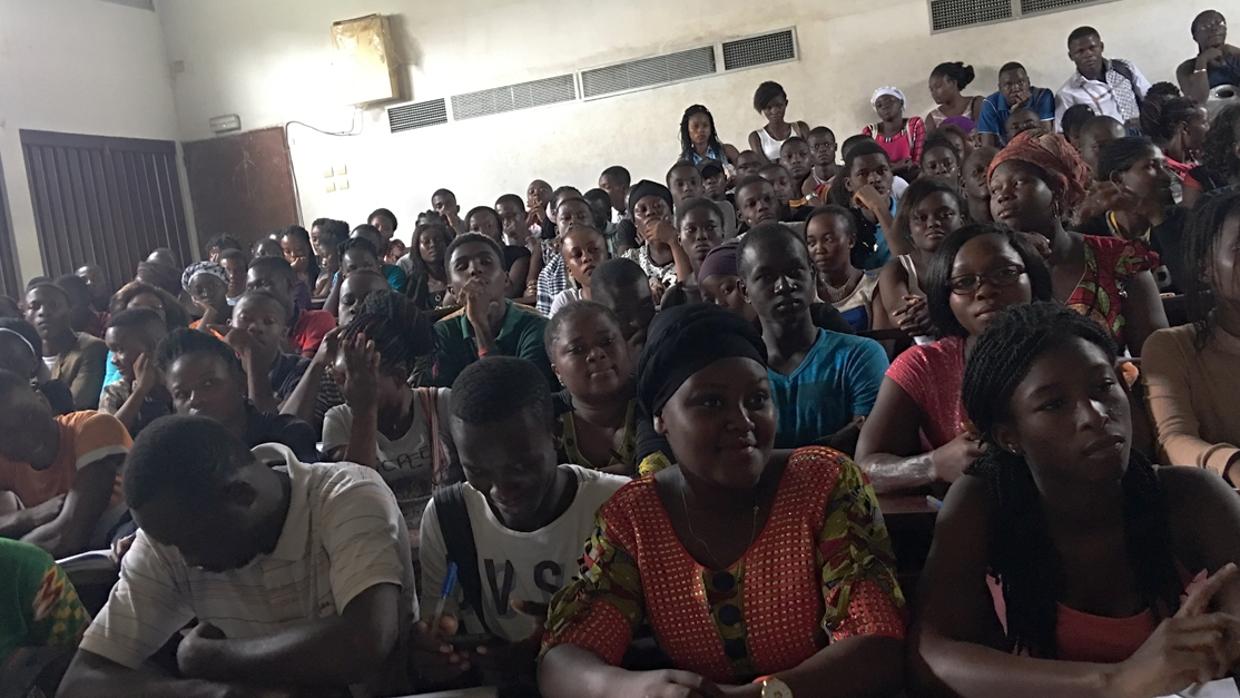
<box><xmin>155</xmin><ymin>0</ymin><xmax>1209</xmax><ymax>244</ymax></box>
<box><xmin>0</xmin><ymin>0</ymin><xmax>1219</xmax><ymax>280</ymax></box>
<box><xmin>0</xmin><ymin>0</ymin><xmax>189</xmax><ymax>281</ymax></box>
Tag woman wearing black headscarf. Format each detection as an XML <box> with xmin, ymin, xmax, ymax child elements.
<box><xmin>621</xmin><ymin>180</ymin><xmax>694</xmax><ymax>304</ymax></box>
<box><xmin>540</xmin><ymin>303</ymin><xmax>906</xmax><ymax>698</ymax></box>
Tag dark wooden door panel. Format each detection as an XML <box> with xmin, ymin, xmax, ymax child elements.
<box><xmin>0</xmin><ymin>156</ymin><xmax>18</xmax><ymax>297</ymax></box>
<box><xmin>183</xmin><ymin>127</ymin><xmax>298</xmax><ymax>250</ymax></box>
<box><xmin>20</xmin><ymin>129</ymin><xmax>191</xmax><ymax>289</ymax></box>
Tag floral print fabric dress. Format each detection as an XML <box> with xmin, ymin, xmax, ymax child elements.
<box><xmin>1065</xmin><ymin>235</ymin><xmax>1158</xmax><ymax>351</ymax></box>
<box><xmin>542</xmin><ymin>446</ymin><xmax>905</xmax><ymax>683</ymax></box>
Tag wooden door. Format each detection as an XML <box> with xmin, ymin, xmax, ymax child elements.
<box><xmin>0</xmin><ymin>157</ymin><xmax>20</xmax><ymax>297</ymax></box>
<box><xmin>21</xmin><ymin>129</ymin><xmax>191</xmax><ymax>288</ymax></box>
<box><xmin>182</xmin><ymin>127</ymin><xmax>298</xmax><ymax>250</ymax></box>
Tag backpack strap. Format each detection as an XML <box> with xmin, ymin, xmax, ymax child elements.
<box><xmin>416</xmin><ymin>387</ymin><xmax>449</xmax><ymax>487</ymax></box>
<box><xmin>1110</xmin><ymin>59</ymin><xmax>1144</xmax><ymax>105</ymax></box>
<box><xmin>432</xmin><ymin>484</ymin><xmax>494</xmax><ymax>637</ymax></box>
<box><xmin>1110</xmin><ymin>58</ymin><xmax>1134</xmax><ymax>84</ymax></box>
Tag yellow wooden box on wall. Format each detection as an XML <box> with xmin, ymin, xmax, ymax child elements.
<box><xmin>330</xmin><ymin>13</ymin><xmax>399</xmax><ymax>105</ymax></box>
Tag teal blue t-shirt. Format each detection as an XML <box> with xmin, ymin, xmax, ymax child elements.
<box><xmin>862</xmin><ymin>196</ymin><xmax>899</xmax><ymax>270</ymax></box>
<box><xmin>768</xmin><ymin>329</ymin><xmax>888</xmax><ymax>449</ymax></box>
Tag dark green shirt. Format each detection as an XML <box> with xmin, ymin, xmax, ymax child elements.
<box><xmin>430</xmin><ymin>300</ymin><xmax>558</xmax><ymax>388</ymax></box>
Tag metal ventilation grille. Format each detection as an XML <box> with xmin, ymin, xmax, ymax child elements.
<box><xmin>450</xmin><ymin>75</ymin><xmax>577</xmax><ymax>120</ymax></box>
<box><xmin>722</xmin><ymin>30</ymin><xmax>797</xmax><ymax>71</ymax></box>
<box><xmin>930</xmin><ymin>0</ymin><xmax>1012</xmax><ymax>31</ymax></box>
<box><xmin>1020</xmin><ymin>0</ymin><xmax>1114</xmax><ymax>15</ymax></box>
<box><xmin>387</xmin><ymin>99</ymin><xmax>448</xmax><ymax>133</ymax></box>
<box><xmin>99</xmin><ymin>0</ymin><xmax>156</xmax><ymax>10</ymax></box>
<box><xmin>581</xmin><ymin>47</ymin><xmax>716</xmax><ymax>99</ymax></box>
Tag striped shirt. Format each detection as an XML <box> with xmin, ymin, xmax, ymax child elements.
<box><xmin>79</xmin><ymin>443</ymin><xmax>417</xmax><ymax>694</ymax></box>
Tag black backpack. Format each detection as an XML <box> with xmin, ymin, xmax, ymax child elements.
<box><xmin>432</xmin><ymin>483</ymin><xmax>494</xmax><ymax>637</ymax></box>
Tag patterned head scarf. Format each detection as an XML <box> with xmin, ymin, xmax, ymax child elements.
<box><xmin>181</xmin><ymin>261</ymin><xmax>229</xmax><ymax>292</ymax></box>
<box><xmin>988</xmin><ymin>129</ymin><xmax>1091</xmax><ymax>210</ymax></box>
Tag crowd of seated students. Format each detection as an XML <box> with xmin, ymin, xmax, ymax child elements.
<box><xmin>1</xmin><ymin>9</ymin><xmax>1240</xmax><ymax>697</ymax></box>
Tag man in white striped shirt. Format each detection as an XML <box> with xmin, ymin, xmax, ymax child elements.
<box><xmin>59</xmin><ymin>416</ymin><xmax>417</xmax><ymax>698</ymax></box>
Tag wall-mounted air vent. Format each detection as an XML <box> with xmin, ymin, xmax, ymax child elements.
<box><xmin>581</xmin><ymin>47</ymin><xmax>717</xmax><ymax>100</ymax></box>
<box><xmin>387</xmin><ymin>98</ymin><xmax>448</xmax><ymax>133</ymax></box>
<box><xmin>930</xmin><ymin>0</ymin><xmax>1118</xmax><ymax>32</ymax></box>
<box><xmin>1020</xmin><ymin>0</ymin><xmax>1115</xmax><ymax>16</ymax></box>
<box><xmin>99</xmin><ymin>0</ymin><xmax>155</xmax><ymax>10</ymax></box>
<box><xmin>379</xmin><ymin>27</ymin><xmax>810</xmax><ymax>123</ymax></box>
<box><xmin>722</xmin><ymin>29</ymin><xmax>797</xmax><ymax>71</ymax></box>
<box><xmin>929</xmin><ymin>0</ymin><xmax>1012</xmax><ymax>31</ymax></box>
<box><xmin>450</xmin><ymin>74</ymin><xmax>577</xmax><ymax>120</ymax></box>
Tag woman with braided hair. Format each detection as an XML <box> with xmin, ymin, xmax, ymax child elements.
<box><xmin>1138</xmin><ymin>96</ymin><xmax>1208</xmax><ymax>200</ymax></box>
<box><xmin>321</xmin><ymin>289</ymin><xmax>459</xmax><ymax>530</ymax></box>
<box><xmin>1186</xmin><ymin>105</ymin><xmax>1240</xmax><ymax>206</ymax></box>
<box><xmin>912</xmin><ymin>302</ymin><xmax>1240</xmax><ymax>697</ymax></box>
<box><xmin>988</xmin><ymin>129</ymin><xmax>1167</xmax><ymax>355</ymax></box>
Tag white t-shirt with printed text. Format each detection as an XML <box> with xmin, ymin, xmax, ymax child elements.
<box><xmin>322</xmin><ymin>387</ymin><xmax>453</xmax><ymax>527</ymax></box>
<box><xmin>418</xmin><ymin>464</ymin><xmax>627</xmax><ymax>642</ymax></box>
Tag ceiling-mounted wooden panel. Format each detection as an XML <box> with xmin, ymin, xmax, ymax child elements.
<box><xmin>331</xmin><ymin>14</ymin><xmax>400</xmax><ymax>105</ymax></box>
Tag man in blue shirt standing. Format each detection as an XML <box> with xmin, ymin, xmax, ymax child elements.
<box><xmin>977</xmin><ymin>62</ymin><xmax>1056</xmax><ymax>148</ymax></box>
<box><xmin>738</xmin><ymin>224</ymin><xmax>888</xmax><ymax>454</ymax></box>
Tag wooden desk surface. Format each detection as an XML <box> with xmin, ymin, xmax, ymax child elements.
<box><xmin>396</xmin><ymin>688</ymin><xmax>497</xmax><ymax>698</ymax></box>
<box><xmin>877</xmin><ymin>493</ymin><xmax>939</xmax><ymax>598</ymax></box>
<box><xmin>878</xmin><ymin>494</ymin><xmax>940</xmax><ymax>517</ymax></box>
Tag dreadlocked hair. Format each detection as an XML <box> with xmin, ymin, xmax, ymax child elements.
<box><xmin>1139</xmin><ymin>96</ymin><xmax>1200</xmax><ymax>146</ymax></box>
<box><xmin>339</xmin><ymin>290</ymin><xmax>435</xmax><ymax>380</ymax></box>
<box><xmin>961</xmin><ymin>302</ymin><xmax>1182</xmax><ymax>658</ymax></box>
<box><xmin>1184</xmin><ymin>186</ymin><xmax>1240</xmax><ymax>349</ymax></box>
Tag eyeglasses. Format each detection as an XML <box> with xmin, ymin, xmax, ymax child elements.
<box><xmin>948</xmin><ymin>265</ymin><xmax>1027</xmax><ymax>295</ymax></box>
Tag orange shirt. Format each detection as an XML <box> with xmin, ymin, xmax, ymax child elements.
<box><xmin>187</xmin><ymin>319</ymin><xmax>227</xmax><ymax>340</ymax></box>
<box><xmin>0</xmin><ymin>412</ymin><xmax>131</xmax><ymax>508</ymax></box>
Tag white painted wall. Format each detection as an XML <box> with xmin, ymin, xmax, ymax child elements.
<box><xmin>0</xmin><ymin>0</ymin><xmax>188</xmax><ymax>282</ymax></box>
<box><xmin>156</xmin><ymin>0</ymin><xmax>1213</xmax><ymax>243</ymax></box>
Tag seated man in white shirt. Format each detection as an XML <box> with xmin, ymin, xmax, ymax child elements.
<box><xmin>58</xmin><ymin>415</ymin><xmax>417</xmax><ymax>697</ymax></box>
<box><xmin>1056</xmin><ymin>25</ymin><xmax>1151</xmax><ymax>130</ymax></box>
<box><xmin>416</xmin><ymin>357</ymin><xmax>628</xmax><ymax>691</ymax></box>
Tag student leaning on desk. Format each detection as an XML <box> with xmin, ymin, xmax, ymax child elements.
<box><xmin>57</xmin><ymin>417</ymin><xmax>417</xmax><ymax>698</ymax></box>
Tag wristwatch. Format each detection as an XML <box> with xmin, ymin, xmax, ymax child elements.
<box><xmin>761</xmin><ymin>676</ymin><xmax>793</xmax><ymax>698</ymax></box>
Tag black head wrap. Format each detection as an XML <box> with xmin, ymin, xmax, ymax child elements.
<box><xmin>626</xmin><ymin>180</ymin><xmax>674</xmax><ymax>221</ymax></box>
<box><xmin>637</xmin><ymin>303</ymin><xmax>767</xmax><ymax>416</ymax></box>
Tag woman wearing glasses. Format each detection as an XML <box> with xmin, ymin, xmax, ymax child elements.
<box><xmin>856</xmin><ymin>225</ymin><xmax>1053</xmax><ymax>493</ymax></box>
<box><xmin>987</xmin><ymin>130</ymin><xmax>1167</xmax><ymax>356</ymax></box>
